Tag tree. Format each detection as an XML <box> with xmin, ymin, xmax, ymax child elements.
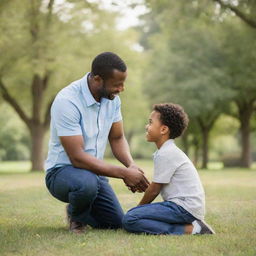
<box><xmin>0</xmin><ymin>0</ymin><xmax>145</xmax><ymax>170</ymax></box>
<box><xmin>139</xmin><ymin>1</ymin><xmax>233</xmax><ymax>168</ymax></box>
<box><xmin>0</xmin><ymin>0</ymin><xmax>56</xmax><ymax>170</ymax></box>
<box><xmin>141</xmin><ymin>0</ymin><xmax>256</xmax><ymax>168</ymax></box>
<box><xmin>220</xmin><ymin>21</ymin><xmax>256</xmax><ymax>167</ymax></box>
<box><xmin>212</xmin><ymin>0</ymin><xmax>256</xmax><ymax>28</ymax></box>
<box><xmin>0</xmin><ymin>104</ymin><xmax>30</xmax><ymax>161</ymax></box>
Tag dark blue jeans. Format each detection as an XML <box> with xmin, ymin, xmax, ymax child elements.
<box><xmin>122</xmin><ymin>201</ymin><xmax>196</xmax><ymax>235</ymax></box>
<box><xmin>45</xmin><ymin>165</ymin><xmax>124</xmax><ymax>229</ymax></box>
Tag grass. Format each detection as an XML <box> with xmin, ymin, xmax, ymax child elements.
<box><xmin>0</xmin><ymin>160</ymin><xmax>256</xmax><ymax>256</ymax></box>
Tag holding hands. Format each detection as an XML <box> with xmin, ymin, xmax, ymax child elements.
<box><xmin>123</xmin><ymin>163</ymin><xmax>149</xmax><ymax>193</ymax></box>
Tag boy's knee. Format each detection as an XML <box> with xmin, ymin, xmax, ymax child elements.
<box><xmin>122</xmin><ymin>212</ymin><xmax>137</xmax><ymax>231</ymax></box>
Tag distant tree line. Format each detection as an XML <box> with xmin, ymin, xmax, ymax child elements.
<box><xmin>0</xmin><ymin>0</ymin><xmax>255</xmax><ymax>170</ymax></box>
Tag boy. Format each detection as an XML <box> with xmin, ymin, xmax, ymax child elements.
<box><xmin>122</xmin><ymin>103</ymin><xmax>215</xmax><ymax>235</ymax></box>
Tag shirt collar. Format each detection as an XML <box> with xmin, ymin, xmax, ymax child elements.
<box><xmin>81</xmin><ymin>72</ymin><xmax>100</xmax><ymax>107</ymax></box>
<box><xmin>160</xmin><ymin>139</ymin><xmax>175</xmax><ymax>150</ymax></box>
<box><xmin>153</xmin><ymin>139</ymin><xmax>175</xmax><ymax>158</ymax></box>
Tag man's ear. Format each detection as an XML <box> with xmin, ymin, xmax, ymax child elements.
<box><xmin>93</xmin><ymin>75</ymin><xmax>103</xmax><ymax>83</ymax></box>
<box><xmin>160</xmin><ymin>125</ymin><xmax>169</xmax><ymax>135</ymax></box>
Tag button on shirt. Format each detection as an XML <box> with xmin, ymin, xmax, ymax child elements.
<box><xmin>45</xmin><ymin>73</ymin><xmax>122</xmax><ymax>171</ymax></box>
<box><xmin>152</xmin><ymin>139</ymin><xmax>205</xmax><ymax>220</ymax></box>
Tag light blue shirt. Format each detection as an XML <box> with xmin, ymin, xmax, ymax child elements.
<box><xmin>45</xmin><ymin>73</ymin><xmax>122</xmax><ymax>171</ymax></box>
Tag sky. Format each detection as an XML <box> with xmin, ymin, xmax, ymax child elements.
<box><xmin>54</xmin><ymin>0</ymin><xmax>149</xmax><ymax>30</ymax></box>
<box><xmin>89</xmin><ymin>0</ymin><xmax>149</xmax><ymax>30</ymax></box>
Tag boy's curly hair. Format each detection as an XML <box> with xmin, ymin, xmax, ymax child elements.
<box><xmin>153</xmin><ymin>103</ymin><xmax>189</xmax><ymax>139</ymax></box>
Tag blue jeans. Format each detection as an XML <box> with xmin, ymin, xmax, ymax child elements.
<box><xmin>122</xmin><ymin>201</ymin><xmax>197</xmax><ymax>235</ymax></box>
<box><xmin>45</xmin><ymin>165</ymin><xmax>124</xmax><ymax>229</ymax></box>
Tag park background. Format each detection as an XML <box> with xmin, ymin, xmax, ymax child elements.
<box><xmin>0</xmin><ymin>0</ymin><xmax>255</xmax><ymax>255</ymax></box>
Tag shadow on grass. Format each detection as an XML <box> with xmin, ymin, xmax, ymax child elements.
<box><xmin>1</xmin><ymin>224</ymin><xmax>128</xmax><ymax>239</ymax></box>
<box><xmin>29</xmin><ymin>225</ymin><xmax>68</xmax><ymax>234</ymax></box>
<box><xmin>2</xmin><ymin>224</ymin><xmax>68</xmax><ymax>234</ymax></box>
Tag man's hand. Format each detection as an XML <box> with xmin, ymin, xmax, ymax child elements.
<box><xmin>123</xmin><ymin>165</ymin><xmax>149</xmax><ymax>192</ymax></box>
<box><xmin>126</xmin><ymin>163</ymin><xmax>148</xmax><ymax>193</ymax></box>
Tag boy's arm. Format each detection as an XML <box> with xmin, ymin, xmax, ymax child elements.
<box><xmin>138</xmin><ymin>182</ymin><xmax>163</xmax><ymax>205</ymax></box>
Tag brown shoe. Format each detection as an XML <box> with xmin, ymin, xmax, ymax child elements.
<box><xmin>69</xmin><ymin>221</ymin><xmax>87</xmax><ymax>234</ymax></box>
<box><xmin>66</xmin><ymin>205</ymin><xmax>86</xmax><ymax>234</ymax></box>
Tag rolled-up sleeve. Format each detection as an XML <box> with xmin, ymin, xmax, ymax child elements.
<box><xmin>51</xmin><ymin>98</ymin><xmax>82</xmax><ymax>136</ymax></box>
<box><xmin>113</xmin><ymin>96</ymin><xmax>122</xmax><ymax>123</ymax></box>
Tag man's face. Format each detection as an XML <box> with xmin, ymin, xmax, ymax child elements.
<box><xmin>145</xmin><ymin>111</ymin><xmax>163</xmax><ymax>142</ymax></box>
<box><xmin>100</xmin><ymin>69</ymin><xmax>127</xmax><ymax>100</ymax></box>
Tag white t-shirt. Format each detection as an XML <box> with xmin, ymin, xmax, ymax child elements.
<box><xmin>152</xmin><ymin>139</ymin><xmax>205</xmax><ymax>220</ymax></box>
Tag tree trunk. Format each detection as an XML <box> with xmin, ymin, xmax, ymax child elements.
<box><xmin>0</xmin><ymin>1</ymin><xmax>54</xmax><ymax>171</ymax></box>
<box><xmin>126</xmin><ymin>130</ymin><xmax>134</xmax><ymax>147</ymax></box>
<box><xmin>194</xmin><ymin>144</ymin><xmax>200</xmax><ymax>168</ymax></box>
<box><xmin>30</xmin><ymin>125</ymin><xmax>46</xmax><ymax>171</ymax></box>
<box><xmin>197</xmin><ymin>114</ymin><xmax>219</xmax><ymax>170</ymax></box>
<box><xmin>201</xmin><ymin>127</ymin><xmax>209</xmax><ymax>169</ymax></box>
<box><xmin>238</xmin><ymin>105</ymin><xmax>253</xmax><ymax>168</ymax></box>
<box><xmin>192</xmin><ymin>137</ymin><xmax>200</xmax><ymax>168</ymax></box>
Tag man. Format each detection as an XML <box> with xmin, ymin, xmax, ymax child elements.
<box><xmin>45</xmin><ymin>52</ymin><xmax>149</xmax><ymax>234</ymax></box>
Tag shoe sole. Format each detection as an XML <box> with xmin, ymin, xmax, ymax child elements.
<box><xmin>200</xmin><ymin>220</ymin><xmax>216</xmax><ymax>234</ymax></box>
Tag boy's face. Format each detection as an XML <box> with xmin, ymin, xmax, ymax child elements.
<box><xmin>145</xmin><ymin>111</ymin><xmax>163</xmax><ymax>142</ymax></box>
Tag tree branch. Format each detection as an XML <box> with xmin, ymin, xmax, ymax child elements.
<box><xmin>46</xmin><ymin>0</ymin><xmax>55</xmax><ymax>26</ymax></box>
<box><xmin>0</xmin><ymin>78</ymin><xmax>31</xmax><ymax>127</ymax></box>
<box><xmin>31</xmin><ymin>74</ymin><xmax>44</xmax><ymax>123</ymax></box>
<box><xmin>43</xmin><ymin>96</ymin><xmax>55</xmax><ymax>129</ymax></box>
<box><xmin>47</xmin><ymin>0</ymin><xmax>54</xmax><ymax>10</ymax></box>
<box><xmin>42</xmin><ymin>70</ymin><xmax>51</xmax><ymax>90</ymax></box>
<box><xmin>29</xmin><ymin>0</ymin><xmax>40</xmax><ymax>40</ymax></box>
<box><xmin>213</xmin><ymin>0</ymin><xmax>256</xmax><ymax>28</ymax></box>
<box><xmin>208</xmin><ymin>112</ymin><xmax>220</xmax><ymax>129</ymax></box>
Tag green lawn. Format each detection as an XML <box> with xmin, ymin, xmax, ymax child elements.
<box><xmin>0</xmin><ymin>160</ymin><xmax>256</xmax><ymax>256</ymax></box>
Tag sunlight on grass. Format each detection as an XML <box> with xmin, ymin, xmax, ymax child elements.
<box><xmin>0</xmin><ymin>161</ymin><xmax>31</xmax><ymax>173</ymax></box>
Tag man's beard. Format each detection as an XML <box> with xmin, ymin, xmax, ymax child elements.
<box><xmin>100</xmin><ymin>83</ymin><xmax>115</xmax><ymax>100</ymax></box>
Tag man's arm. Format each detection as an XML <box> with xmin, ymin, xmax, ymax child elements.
<box><xmin>138</xmin><ymin>182</ymin><xmax>163</xmax><ymax>205</ymax></box>
<box><xmin>108</xmin><ymin>121</ymin><xmax>149</xmax><ymax>191</ymax></box>
<box><xmin>108</xmin><ymin>121</ymin><xmax>136</xmax><ymax>167</ymax></box>
<box><xmin>60</xmin><ymin>135</ymin><xmax>148</xmax><ymax>190</ymax></box>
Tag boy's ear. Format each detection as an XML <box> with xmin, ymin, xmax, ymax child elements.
<box><xmin>160</xmin><ymin>125</ymin><xmax>169</xmax><ymax>135</ymax></box>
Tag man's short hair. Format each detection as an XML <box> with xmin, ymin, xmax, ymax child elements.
<box><xmin>153</xmin><ymin>103</ymin><xmax>189</xmax><ymax>139</ymax></box>
<box><xmin>91</xmin><ymin>52</ymin><xmax>127</xmax><ymax>80</ymax></box>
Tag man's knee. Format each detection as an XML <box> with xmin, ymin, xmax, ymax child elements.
<box><xmin>71</xmin><ymin>172</ymin><xmax>100</xmax><ymax>202</ymax></box>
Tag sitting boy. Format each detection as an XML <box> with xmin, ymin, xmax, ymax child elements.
<box><xmin>122</xmin><ymin>103</ymin><xmax>215</xmax><ymax>235</ymax></box>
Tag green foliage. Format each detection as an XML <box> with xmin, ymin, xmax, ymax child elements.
<box><xmin>139</xmin><ymin>0</ymin><xmax>256</xmax><ymax>165</ymax></box>
<box><xmin>219</xmin><ymin>20</ymin><xmax>256</xmax><ymax>108</ymax></box>
<box><xmin>210</xmin><ymin>115</ymin><xmax>240</xmax><ymax>158</ymax></box>
<box><xmin>141</xmin><ymin>2</ymin><xmax>233</xmax><ymax>119</ymax></box>
<box><xmin>0</xmin><ymin>104</ymin><xmax>30</xmax><ymax>161</ymax></box>
<box><xmin>0</xmin><ymin>0</ymin><xmax>149</xmax><ymax>163</ymax></box>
